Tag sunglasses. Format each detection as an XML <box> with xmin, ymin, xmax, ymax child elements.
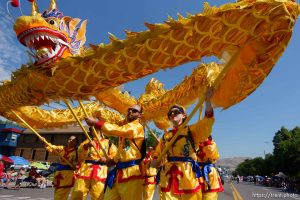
<box><xmin>167</xmin><ymin>109</ymin><xmax>182</xmax><ymax>117</ymax></box>
<box><xmin>128</xmin><ymin>108</ymin><xmax>141</xmax><ymax>113</ymax></box>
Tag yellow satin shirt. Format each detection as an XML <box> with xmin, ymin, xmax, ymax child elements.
<box><xmin>46</xmin><ymin>145</ymin><xmax>77</xmax><ymax>188</ymax></box>
<box><xmin>153</xmin><ymin>116</ymin><xmax>214</xmax><ymax>194</ymax></box>
<box><xmin>197</xmin><ymin>140</ymin><xmax>224</xmax><ymax>193</ymax></box>
<box><xmin>99</xmin><ymin>119</ymin><xmax>145</xmax><ymax>182</ymax></box>
<box><xmin>76</xmin><ymin>138</ymin><xmax>117</xmax><ymax>182</ymax></box>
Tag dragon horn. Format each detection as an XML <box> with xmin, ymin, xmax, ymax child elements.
<box><xmin>31</xmin><ymin>0</ymin><xmax>39</xmax><ymax>16</ymax></box>
<box><xmin>49</xmin><ymin>0</ymin><xmax>57</xmax><ymax>10</ymax></box>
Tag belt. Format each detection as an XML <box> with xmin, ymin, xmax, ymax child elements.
<box><xmin>55</xmin><ymin>163</ymin><xmax>73</xmax><ymax>171</ymax></box>
<box><xmin>168</xmin><ymin>157</ymin><xmax>202</xmax><ymax>178</ymax></box>
<box><xmin>106</xmin><ymin>159</ymin><xmax>141</xmax><ymax>188</ymax></box>
<box><xmin>198</xmin><ymin>162</ymin><xmax>215</xmax><ymax>190</ymax></box>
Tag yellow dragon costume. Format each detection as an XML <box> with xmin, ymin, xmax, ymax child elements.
<box><xmin>197</xmin><ymin>137</ymin><xmax>223</xmax><ymax>200</ymax></box>
<box><xmin>0</xmin><ymin>0</ymin><xmax>298</xmax><ymax>131</ymax></box>
<box><xmin>0</xmin><ymin>0</ymin><xmax>299</xmax><ymax>199</ymax></box>
<box><xmin>45</xmin><ymin>144</ymin><xmax>77</xmax><ymax>200</ymax></box>
<box><xmin>71</xmin><ymin>136</ymin><xmax>117</xmax><ymax>200</ymax></box>
<box><xmin>153</xmin><ymin>109</ymin><xmax>214</xmax><ymax>200</ymax></box>
<box><xmin>94</xmin><ymin>118</ymin><xmax>145</xmax><ymax>200</ymax></box>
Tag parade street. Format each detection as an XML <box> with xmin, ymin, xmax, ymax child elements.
<box><xmin>0</xmin><ymin>182</ymin><xmax>299</xmax><ymax>200</ymax></box>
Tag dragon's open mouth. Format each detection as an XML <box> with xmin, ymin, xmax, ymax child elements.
<box><xmin>18</xmin><ymin>27</ymin><xmax>69</xmax><ymax>65</ymax></box>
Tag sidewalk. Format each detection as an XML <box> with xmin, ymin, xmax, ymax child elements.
<box><xmin>1</xmin><ymin>179</ymin><xmax>53</xmax><ymax>189</ymax></box>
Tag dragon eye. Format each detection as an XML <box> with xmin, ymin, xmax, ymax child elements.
<box><xmin>46</xmin><ymin>18</ymin><xmax>58</xmax><ymax>27</ymax></box>
<box><xmin>49</xmin><ymin>20</ymin><xmax>55</xmax><ymax>25</ymax></box>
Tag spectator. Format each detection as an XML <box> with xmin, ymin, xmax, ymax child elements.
<box><xmin>29</xmin><ymin>166</ymin><xmax>46</xmax><ymax>189</ymax></box>
<box><xmin>14</xmin><ymin>167</ymin><xmax>26</xmax><ymax>190</ymax></box>
<box><xmin>3</xmin><ymin>167</ymin><xmax>15</xmax><ymax>189</ymax></box>
<box><xmin>0</xmin><ymin>161</ymin><xmax>4</xmax><ymax>189</ymax></box>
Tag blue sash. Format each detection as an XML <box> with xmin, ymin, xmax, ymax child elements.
<box><xmin>85</xmin><ymin>160</ymin><xmax>105</xmax><ymax>165</ymax></box>
<box><xmin>198</xmin><ymin>162</ymin><xmax>215</xmax><ymax>189</ymax></box>
<box><xmin>55</xmin><ymin>163</ymin><xmax>73</xmax><ymax>171</ymax></box>
<box><xmin>156</xmin><ymin>167</ymin><xmax>162</xmax><ymax>185</ymax></box>
<box><xmin>168</xmin><ymin>157</ymin><xmax>202</xmax><ymax>178</ymax></box>
<box><xmin>106</xmin><ymin>159</ymin><xmax>141</xmax><ymax>188</ymax></box>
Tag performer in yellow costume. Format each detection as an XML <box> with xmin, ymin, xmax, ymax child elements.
<box><xmin>86</xmin><ymin>104</ymin><xmax>145</xmax><ymax>200</ymax></box>
<box><xmin>141</xmin><ymin>147</ymin><xmax>157</xmax><ymax>200</ymax></box>
<box><xmin>152</xmin><ymin>89</ymin><xmax>214</xmax><ymax>200</ymax></box>
<box><xmin>71</xmin><ymin>129</ymin><xmax>117</xmax><ymax>200</ymax></box>
<box><xmin>197</xmin><ymin>136</ymin><xmax>224</xmax><ymax>200</ymax></box>
<box><xmin>45</xmin><ymin>135</ymin><xmax>78</xmax><ymax>200</ymax></box>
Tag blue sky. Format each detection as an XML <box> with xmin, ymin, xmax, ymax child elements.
<box><xmin>0</xmin><ymin>0</ymin><xmax>299</xmax><ymax>158</ymax></box>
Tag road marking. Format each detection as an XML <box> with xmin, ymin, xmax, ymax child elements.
<box><xmin>0</xmin><ymin>195</ymin><xmax>14</xmax><ymax>198</ymax></box>
<box><xmin>230</xmin><ymin>183</ymin><xmax>239</xmax><ymax>200</ymax></box>
<box><xmin>230</xmin><ymin>182</ymin><xmax>243</xmax><ymax>200</ymax></box>
<box><xmin>14</xmin><ymin>197</ymin><xmax>31</xmax><ymax>199</ymax></box>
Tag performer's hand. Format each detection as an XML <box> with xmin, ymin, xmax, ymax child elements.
<box><xmin>83</xmin><ymin>141</ymin><xmax>95</xmax><ymax>149</ymax></box>
<box><xmin>150</xmin><ymin>159</ymin><xmax>158</xmax><ymax>168</ymax></box>
<box><xmin>106</xmin><ymin>158</ymin><xmax>116</xmax><ymax>167</ymax></box>
<box><xmin>85</xmin><ymin>117</ymin><xmax>98</xmax><ymax>126</ymax></box>
<box><xmin>99</xmin><ymin>157</ymin><xmax>107</xmax><ymax>163</ymax></box>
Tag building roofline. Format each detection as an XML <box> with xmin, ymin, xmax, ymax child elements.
<box><xmin>22</xmin><ymin>125</ymin><xmax>88</xmax><ymax>134</ymax></box>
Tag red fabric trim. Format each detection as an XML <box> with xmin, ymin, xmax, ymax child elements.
<box><xmin>53</xmin><ymin>173</ymin><xmax>75</xmax><ymax>189</ymax></box>
<box><xmin>161</xmin><ymin>182</ymin><xmax>201</xmax><ymax>194</ymax></box>
<box><xmin>76</xmin><ymin>175</ymin><xmax>106</xmax><ymax>182</ymax></box>
<box><xmin>204</xmin><ymin>140</ymin><xmax>212</xmax><ymax>146</ymax></box>
<box><xmin>115</xmin><ymin>165</ymin><xmax>143</xmax><ymax>183</ymax></box>
<box><xmin>0</xmin><ymin>128</ymin><xmax>22</xmax><ymax>133</ymax></box>
<box><xmin>201</xmin><ymin>177</ymin><xmax>224</xmax><ymax>193</ymax></box>
<box><xmin>63</xmin><ymin>147</ymin><xmax>75</xmax><ymax>160</ymax></box>
<box><xmin>144</xmin><ymin>176</ymin><xmax>156</xmax><ymax>185</ymax></box>
<box><xmin>161</xmin><ymin>165</ymin><xmax>201</xmax><ymax>194</ymax></box>
<box><xmin>116</xmin><ymin>169</ymin><xmax>143</xmax><ymax>183</ymax></box>
<box><xmin>197</xmin><ymin>150</ymin><xmax>206</xmax><ymax>161</ymax></box>
<box><xmin>95</xmin><ymin>121</ymin><xmax>105</xmax><ymax>130</ymax></box>
<box><xmin>75</xmin><ymin>164</ymin><xmax>107</xmax><ymax>183</ymax></box>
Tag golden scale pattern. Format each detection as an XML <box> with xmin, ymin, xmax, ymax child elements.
<box><xmin>0</xmin><ymin>0</ymin><xmax>299</xmax><ymax>129</ymax></box>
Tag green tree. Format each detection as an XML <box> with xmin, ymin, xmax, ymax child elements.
<box><xmin>234</xmin><ymin>126</ymin><xmax>300</xmax><ymax>177</ymax></box>
<box><xmin>273</xmin><ymin>127</ymin><xmax>300</xmax><ymax>176</ymax></box>
<box><xmin>146</xmin><ymin>128</ymin><xmax>162</xmax><ymax>149</ymax></box>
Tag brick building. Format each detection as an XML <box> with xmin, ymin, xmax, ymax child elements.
<box><xmin>15</xmin><ymin>126</ymin><xmax>86</xmax><ymax>162</ymax></box>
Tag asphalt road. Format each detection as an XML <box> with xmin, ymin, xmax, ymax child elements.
<box><xmin>0</xmin><ymin>181</ymin><xmax>299</xmax><ymax>200</ymax></box>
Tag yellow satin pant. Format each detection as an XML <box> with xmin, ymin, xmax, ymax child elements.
<box><xmin>143</xmin><ymin>183</ymin><xmax>156</xmax><ymax>200</ymax></box>
<box><xmin>54</xmin><ymin>187</ymin><xmax>72</xmax><ymax>200</ymax></box>
<box><xmin>104</xmin><ymin>179</ymin><xmax>143</xmax><ymax>200</ymax></box>
<box><xmin>160</xmin><ymin>189</ymin><xmax>202</xmax><ymax>200</ymax></box>
<box><xmin>71</xmin><ymin>178</ymin><xmax>105</xmax><ymax>200</ymax></box>
<box><xmin>203</xmin><ymin>192</ymin><xmax>218</xmax><ymax>200</ymax></box>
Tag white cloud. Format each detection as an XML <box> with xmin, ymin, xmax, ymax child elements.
<box><xmin>0</xmin><ymin>8</ymin><xmax>27</xmax><ymax>81</ymax></box>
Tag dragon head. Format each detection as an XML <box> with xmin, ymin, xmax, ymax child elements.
<box><xmin>13</xmin><ymin>0</ymin><xmax>87</xmax><ymax>67</ymax></box>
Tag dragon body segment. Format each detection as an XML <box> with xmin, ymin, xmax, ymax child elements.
<box><xmin>0</xmin><ymin>0</ymin><xmax>299</xmax><ymax>129</ymax></box>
